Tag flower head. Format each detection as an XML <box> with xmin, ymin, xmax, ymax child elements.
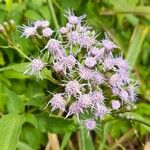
<box><xmin>84</xmin><ymin>118</ymin><xmax>96</xmax><ymax>130</ymax></box>
<box><xmin>111</xmin><ymin>100</ymin><xmax>121</xmax><ymax>110</ymax></box>
<box><xmin>50</xmin><ymin>94</ymin><xmax>65</xmax><ymax>111</ymax></box>
<box><xmin>65</xmin><ymin>80</ymin><xmax>81</xmax><ymax>95</ymax></box>
<box><xmin>42</xmin><ymin>27</ymin><xmax>53</xmax><ymax>37</ymax></box>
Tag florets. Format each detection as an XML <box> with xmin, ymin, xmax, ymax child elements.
<box><xmin>21</xmin><ymin>11</ymin><xmax>138</xmax><ymax>132</ymax></box>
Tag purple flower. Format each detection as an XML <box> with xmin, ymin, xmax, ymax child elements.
<box><xmin>103</xmin><ymin>56</ymin><xmax>114</xmax><ymax>70</ymax></box>
<box><xmin>79</xmin><ymin>34</ymin><xmax>95</xmax><ymax>49</ymax></box>
<box><xmin>119</xmin><ymin>90</ymin><xmax>129</xmax><ymax>101</ymax></box>
<box><xmin>111</xmin><ymin>100</ymin><xmax>121</xmax><ymax>110</ymax></box>
<box><xmin>24</xmin><ymin>58</ymin><xmax>45</xmax><ymax>78</ymax></box>
<box><xmin>102</xmin><ymin>39</ymin><xmax>117</xmax><ymax>50</ymax></box>
<box><xmin>65</xmin><ymin>80</ymin><xmax>81</xmax><ymax>95</ymax></box>
<box><xmin>34</xmin><ymin>20</ymin><xmax>49</xmax><ymax>29</ymax></box>
<box><xmin>60</xmin><ymin>27</ymin><xmax>68</xmax><ymax>34</ymax></box>
<box><xmin>21</xmin><ymin>26</ymin><xmax>36</xmax><ymax>38</ymax></box>
<box><xmin>84</xmin><ymin>118</ymin><xmax>96</xmax><ymax>130</ymax></box>
<box><xmin>78</xmin><ymin>94</ymin><xmax>92</xmax><ymax>108</ymax></box>
<box><xmin>95</xmin><ymin>104</ymin><xmax>108</xmax><ymax>118</ymax></box>
<box><xmin>53</xmin><ymin>61</ymin><xmax>65</xmax><ymax>74</ymax></box>
<box><xmin>90</xmin><ymin>91</ymin><xmax>104</xmax><ymax>105</ymax></box>
<box><xmin>42</xmin><ymin>27</ymin><xmax>53</xmax><ymax>37</ymax></box>
<box><xmin>79</xmin><ymin>67</ymin><xmax>93</xmax><ymax>80</ymax></box>
<box><xmin>66</xmin><ymin>101</ymin><xmax>83</xmax><ymax>117</ymax></box>
<box><xmin>50</xmin><ymin>94</ymin><xmax>65</xmax><ymax>111</ymax></box>
<box><xmin>85</xmin><ymin>57</ymin><xmax>97</xmax><ymax>68</ymax></box>
<box><xmin>68</xmin><ymin>31</ymin><xmax>80</xmax><ymax>44</ymax></box>
<box><xmin>62</xmin><ymin>55</ymin><xmax>76</xmax><ymax>70</ymax></box>
<box><xmin>91</xmin><ymin>71</ymin><xmax>104</xmax><ymax>85</ymax></box>
<box><xmin>45</xmin><ymin>39</ymin><xmax>64</xmax><ymax>60</ymax></box>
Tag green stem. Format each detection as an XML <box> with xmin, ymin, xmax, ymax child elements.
<box><xmin>46</xmin><ymin>0</ymin><xmax>59</xmax><ymax>29</ymax></box>
<box><xmin>0</xmin><ymin>45</ymin><xmax>30</xmax><ymax>60</ymax></box>
<box><xmin>46</xmin><ymin>0</ymin><xmax>62</xmax><ymax>40</ymax></box>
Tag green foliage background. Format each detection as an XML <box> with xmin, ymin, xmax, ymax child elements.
<box><xmin>0</xmin><ymin>0</ymin><xmax>150</xmax><ymax>150</ymax></box>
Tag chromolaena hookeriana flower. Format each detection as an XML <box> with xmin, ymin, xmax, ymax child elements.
<box><xmin>21</xmin><ymin>10</ymin><xmax>138</xmax><ymax>132</ymax></box>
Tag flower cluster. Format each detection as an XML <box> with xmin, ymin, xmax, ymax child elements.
<box><xmin>21</xmin><ymin>11</ymin><xmax>138</xmax><ymax>131</ymax></box>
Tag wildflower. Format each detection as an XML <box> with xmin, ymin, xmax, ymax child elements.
<box><xmin>91</xmin><ymin>71</ymin><xmax>104</xmax><ymax>85</ymax></box>
<box><xmin>68</xmin><ymin>31</ymin><xmax>80</xmax><ymax>44</ymax></box>
<box><xmin>119</xmin><ymin>90</ymin><xmax>129</xmax><ymax>101</ymax></box>
<box><xmin>66</xmin><ymin>101</ymin><xmax>83</xmax><ymax>117</ymax></box>
<box><xmin>84</xmin><ymin>118</ymin><xmax>96</xmax><ymax>130</ymax></box>
<box><xmin>53</xmin><ymin>61</ymin><xmax>65</xmax><ymax>74</ymax></box>
<box><xmin>34</xmin><ymin>20</ymin><xmax>49</xmax><ymax>29</ymax></box>
<box><xmin>62</xmin><ymin>55</ymin><xmax>76</xmax><ymax>70</ymax></box>
<box><xmin>85</xmin><ymin>57</ymin><xmax>97</xmax><ymax>68</ymax></box>
<box><xmin>42</xmin><ymin>27</ymin><xmax>53</xmax><ymax>37</ymax></box>
<box><xmin>102</xmin><ymin>38</ymin><xmax>117</xmax><ymax>50</ymax></box>
<box><xmin>111</xmin><ymin>100</ymin><xmax>121</xmax><ymax>110</ymax></box>
<box><xmin>103</xmin><ymin>56</ymin><xmax>114</xmax><ymax>70</ymax></box>
<box><xmin>95</xmin><ymin>104</ymin><xmax>108</xmax><ymax>118</ymax></box>
<box><xmin>79</xmin><ymin>34</ymin><xmax>95</xmax><ymax>49</ymax></box>
<box><xmin>60</xmin><ymin>27</ymin><xmax>68</xmax><ymax>34</ymax></box>
<box><xmin>65</xmin><ymin>80</ymin><xmax>81</xmax><ymax>95</ymax></box>
<box><xmin>50</xmin><ymin>94</ymin><xmax>65</xmax><ymax>111</ymax></box>
<box><xmin>90</xmin><ymin>91</ymin><xmax>104</xmax><ymax>105</ymax></box>
<box><xmin>45</xmin><ymin>39</ymin><xmax>65</xmax><ymax>60</ymax></box>
<box><xmin>21</xmin><ymin>26</ymin><xmax>36</xmax><ymax>38</ymax></box>
<box><xmin>79</xmin><ymin>67</ymin><xmax>93</xmax><ymax>80</ymax></box>
<box><xmin>24</xmin><ymin>58</ymin><xmax>45</xmax><ymax>79</ymax></box>
<box><xmin>65</xmin><ymin>10</ymin><xmax>86</xmax><ymax>25</ymax></box>
<box><xmin>78</xmin><ymin>94</ymin><xmax>92</xmax><ymax>108</ymax></box>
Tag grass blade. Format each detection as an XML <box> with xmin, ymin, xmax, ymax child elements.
<box><xmin>126</xmin><ymin>24</ymin><xmax>149</xmax><ymax>67</ymax></box>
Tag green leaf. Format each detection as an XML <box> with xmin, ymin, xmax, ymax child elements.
<box><xmin>25</xmin><ymin>9</ymin><xmax>42</xmax><ymax>20</ymax></box>
<box><xmin>60</xmin><ymin>132</ymin><xmax>72</xmax><ymax>150</ymax></box>
<box><xmin>20</xmin><ymin>124</ymin><xmax>46</xmax><ymax>150</ymax></box>
<box><xmin>0</xmin><ymin>63</ymin><xmax>28</xmax><ymax>73</ymax></box>
<box><xmin>17</xmin><ymin>142</ymin><xmax>33</xmax><ymax>150</ymax></box>
<box><xmin>126</xmin><ymin>25</ymin><xmax>149</xmax><ymax>66</ymax></box>
<box><xmin>0</xmin><ymin>113</ymin><xmax>25</xmax><ymax>150</ymax></box>
<box><xmin>25</xmin><ymin>113</ymin><xmax>38</xmax><ymax>128</ymax></box>
<box><xmin>122</xmin><ymin>112</ymin><xmax>150</xmax><ymax>127</ymax></box>
<box><xmin>0</xmin><ymin>51</ymin><xmax>5</xmax><ymax>66</ymax></box>
<box><xmin>80</xmin><ymin>128</ymin><xmax>95</xmax><ymax>150</ymax></box>
<box><xmin>36</xmin><ymin>113</ymin><xmax>77</xmax><ymax>133</ymax></box>
<box><xmin>6</xmin><ymin>0</ymin><xmax>12</xmax><ymax>11</ymax></box>
<box><xmin>6</xmin><ymin>88</ymin><xmax>25</xmax><ymax>113</ymax></box>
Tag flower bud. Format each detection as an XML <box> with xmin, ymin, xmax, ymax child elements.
<box><xmin>9</xmin><ymin>20</ymin><xmax>16</xmax><ymax>30</ymax></box>
<box><xmin>3</xmin><ymin>22</ymin><xmax>11</xmax><ymax>32</ymax></box>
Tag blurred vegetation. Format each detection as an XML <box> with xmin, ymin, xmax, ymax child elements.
<box><xmin>0</xmin><ymin>0</ymin><xmax>150</xmax><ymax>150</ymax></box>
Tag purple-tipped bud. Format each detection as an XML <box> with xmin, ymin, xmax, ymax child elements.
<box><xmin>65</xmin><ymin>80</ymin><xmax>81</xmax><ymax>95</ymax></box>
<box><xmin>84</xmin><ymin>118</ymin><xmax>96</xmax><ymax>130</ymax></box>
<box><xmin>42</xmin><ymin>27</ymin><xmax>53</xmax><ymax>37</ymax></box>
<box><xmin>60</xmin><ymin>27</ymin><xmax>68</xmax><ymax>34</ymax></box>
<box><xmin>111</xmin><ymin>100</ymin><xmax>121</xmax><ymax>110</ymax></box>
<box><xmin>50</xmin><ymin>94</ymin><xmax>65</xmax><ymax>111</ymax></box>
